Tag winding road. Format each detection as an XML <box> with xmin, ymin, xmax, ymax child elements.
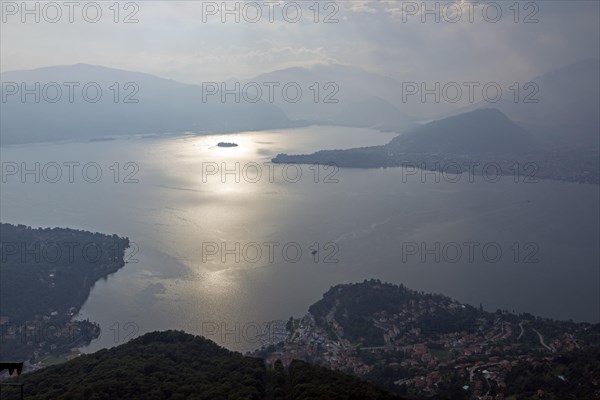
<box><xmin>532</xmin><ymin>328</ymin><xmax>556</xmax><ymax>352</ymax></box>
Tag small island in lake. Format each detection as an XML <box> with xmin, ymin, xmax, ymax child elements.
<box><xmin>217</xmin><ymin>142</ymin><xmax>238</xmax><ymax>148</ymax></box>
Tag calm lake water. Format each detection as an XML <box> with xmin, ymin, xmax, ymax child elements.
<box><xmin>1</xmin><ymin>126</ymin><xmax>598</xmax><ymax>352</ymax></box>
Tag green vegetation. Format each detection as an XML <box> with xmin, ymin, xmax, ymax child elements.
<box><xmin>266</xmin><ymin>280</ymin><xmax>600</xmax><ymax>399</ymax></box>
<box><xmin>0</xmin><ymin>223</ymin><xmax>130</xmax><ymax>360</ymax></box>
<box><xmin>2</xmin><ymin>330</ymin><xmax>401</xmax><ymax>400</ymax></box>
<box><xmin>429</xmin><ymin>348</ymin><xmax>450</xmax><ymax>362</ymax></box>
<box><xmin>308</xmin><ymin>280</ymin><xmax>482</xmax><ymax>346</ymax></box>
<box><xmin>504</xmin><ymin>347</ymin><xmax>600</xmax><ymax>399</ymax></box>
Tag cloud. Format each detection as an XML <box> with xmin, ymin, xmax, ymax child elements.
<box><xmin>1</xmin><ymin>0</ymin><xmax>598</xmax><ymax>84</ymax></box>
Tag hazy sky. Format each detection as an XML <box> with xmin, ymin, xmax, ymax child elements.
<box><xmin>1</xmin><ymin>1</ymin><xmax>599</xmax><ymax>83</ymax></box>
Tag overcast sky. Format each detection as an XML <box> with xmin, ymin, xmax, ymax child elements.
<box><xmin>1</xmin><ymin>1</ymin><xmax>598</xmax><ymax>83</ymax></box>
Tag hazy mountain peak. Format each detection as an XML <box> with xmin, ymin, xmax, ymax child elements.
<box><xmin>390</xmin><ymin>108</ymin><xmax>534</xmax><ymax>154</ymax></box>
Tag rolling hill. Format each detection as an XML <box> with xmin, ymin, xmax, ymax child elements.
<box><xmin>255</xmin><ymin>280</ymin><xmax>600</xmax><ymax>399</ymax></box>
<box><xmin>3</xmin><ymin>330</ymin><xmax>402</xmax><ymax>400</ymax></box>
<box><xmin>388</xmin><ymin>108</ymin><xmax>535</xmax><ymax>154</ymax></box>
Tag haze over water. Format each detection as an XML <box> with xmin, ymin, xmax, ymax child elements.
<box><xmin>1</xmin><ymin>126</ymin><xmax>598</xmax><ymax>352</ymax></box>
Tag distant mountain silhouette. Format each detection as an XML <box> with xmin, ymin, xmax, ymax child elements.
<box><xmin>389</xmin><ymin>108</ymin><xmax>535</xmax><ymax>154</ymax></box>
<box><xmin>332</xmin><ymin>97</ymin><xmax>416</xmax><ymax>133</ymax></box>
<box><xmin>271</xmin><ymin>108</ymin><xmax>600</xmax><ymax>182</ymax></box>
<box><xmin>3</xmin><ymin>60</ymin><xmax>596</xmax><ymax>147</ymax></box>
<box><xmin>0</xmin><ymin>64</ymin><xmax>292</xmax><ymax>144</ymax></box>
<box><xmin>443</xmin><ymin>59</ymin><xmax>600</xmax><ymax>149</ymax></box>
<box><xmin>246</xmin><ymin>63</ymin><xmax>422</xmax><ymax>123</ymax></box>
<box><xmin>7</xmin><ymin>330</ymin><xmax>402</xmax><ymax>399</ymax></box>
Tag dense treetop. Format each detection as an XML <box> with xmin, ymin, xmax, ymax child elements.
<box><xmin>5</xmin><ymin>330</ymin><xmax>401</xmax><ymax>400</ymax></box>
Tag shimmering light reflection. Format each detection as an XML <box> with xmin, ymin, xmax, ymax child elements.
<box><xmin>133</xmin><ymin>127</ymin><xmax>400</xmax><ymax>283</ymax></box>
<box><xmin>2</xmin><ymin>126</ymin><xmax>597</xmax><ymax>354</ymax></box>
<box><xmin>200</xmin><ymin>270</ymin><xmax>238</xmax><ymax>295</ymax></box>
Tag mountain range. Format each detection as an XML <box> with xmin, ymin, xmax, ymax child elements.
<box><xmin>446</xmin><ymin>59</ymin><xmax>600</xmax><ymax>149</ymax></box>
<box><xmin>2</xmin><ymin>59</ymin><xmax>598</xmax><ymax>149</ymax></box>
<box><xmin>0</xmin><ymin>64</ymin><xmax>292</xmax><ymax>144</ymax></box>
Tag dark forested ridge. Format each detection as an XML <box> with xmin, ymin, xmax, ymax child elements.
<box><xmin>2</xmin><ymin>330</ymin><xmax>402</xmax><ymax>400</ymax></box>
<box><xmin>0</xmin><ymin>223</ymin><xmax>130</xmax><ymax>361</ymax></box>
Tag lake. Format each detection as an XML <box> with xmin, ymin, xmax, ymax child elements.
<box><xmin>1</xmin><ymin>126</ymin><xmax>598</xmax><ymax>352</ymax></box>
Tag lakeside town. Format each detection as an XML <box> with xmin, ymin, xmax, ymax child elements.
<box><xmin>0</xmin><ymin>312</ymin><xmax>100</xmax><ymax>377</ymax></box>
<box><xmin>274</xmin><ymin>148</ymin><xmax>600</xmax><ymax>185</ymax></box>
<box><xmin>255</xmin><ymin>281</ymin><xmax>600</xmax><ymax>399</ymax></box>
<box><xmin>0</xmin><ymin>224</ymin><xmax>130</xmax><ymax>377</ymax></box>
